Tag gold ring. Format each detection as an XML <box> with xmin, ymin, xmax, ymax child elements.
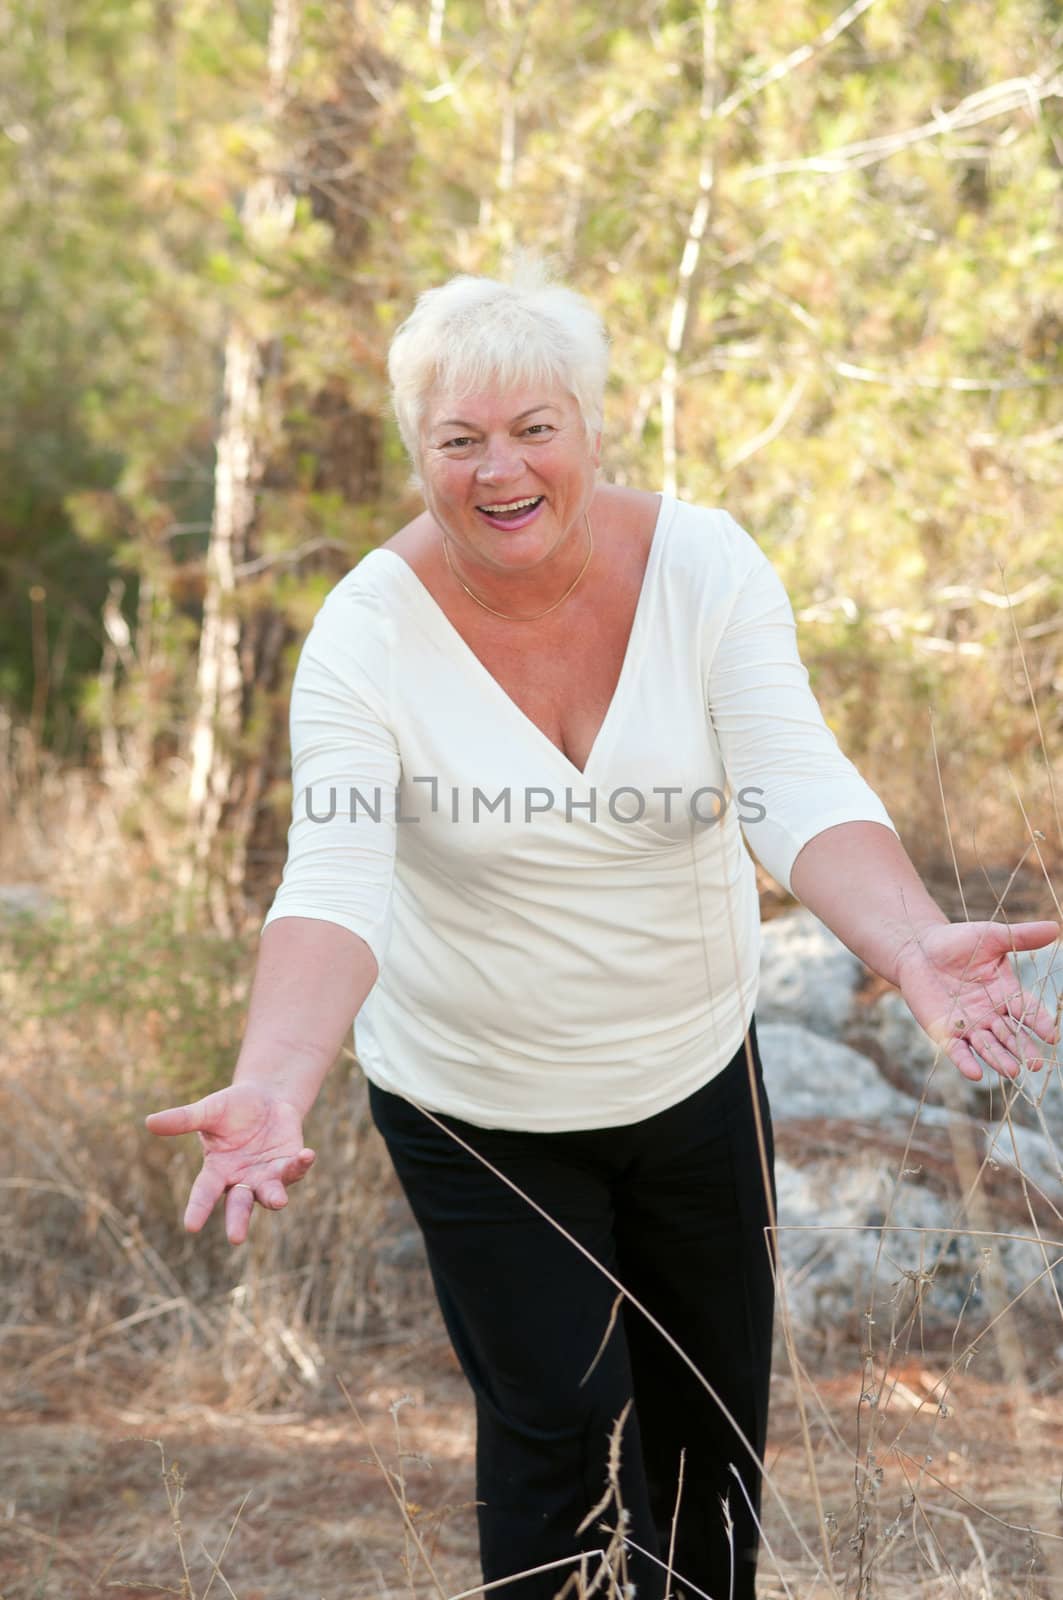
<box><xmin>231</xmin><ymin>1183</ymin><xmax>255</xmax><ymax>1195</ymax></box>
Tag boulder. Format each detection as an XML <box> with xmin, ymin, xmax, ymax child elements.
<box><xmin>0</xmin><ymin>883</ymin><xmax>58</xmax><ymax>925</ymax></box>
<box><xmin>774</xmin><ymin>1146</ymin><xmax>1059</xmax><ymax>1344</ymax></box>
<box><xmin>757</xmin><ymin>1021</ymin><xmax>906</xmax><ymax>1122</ymax></box>
<box><xmin>757</xmin><ymin>909</ymin><xmax>862</xmax><ymax>1037</ymax></box>
<box><xmin>756</xmin><ymin>1012</ymin><xmax>1063</xmax><ymax>1344</ymax></box>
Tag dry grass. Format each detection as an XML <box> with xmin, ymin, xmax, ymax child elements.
<box><xmin>1</xmin><ymin>708</ymin><xmax>1061</xmax><ymax>1599</ymax></box>
<box><xmin>3</xmin><ymin>1348</ymin><xmax>1061</xmax><ymax>1598</ymax></box>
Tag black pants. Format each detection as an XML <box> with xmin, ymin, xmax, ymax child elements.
<box><xmin>368</xmin><ymin>1022</ymin><xmax>776</xmax><ymax>1600</ymax></box>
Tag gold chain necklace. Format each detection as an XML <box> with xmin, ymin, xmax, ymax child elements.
<box><xmin>440</xmin><ymin>511</ymin><xmax>594</xmax><ymax>622</ymax></box>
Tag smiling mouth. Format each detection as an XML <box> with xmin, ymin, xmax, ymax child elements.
<box><xmin>475</xmin><ymin>495</ymin><xmax>544</xmax><ymax>519</ymax></box>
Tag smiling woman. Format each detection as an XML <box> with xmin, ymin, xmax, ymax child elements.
<box><xmin>416</xmin><ymin>379</ymin><xmax>600</xmax><ymax>610</ymax></box>
<box><xmin>147</xmin><ymin>255</ymin><xmax>1060</xmax><ymax>1600</ymax></box>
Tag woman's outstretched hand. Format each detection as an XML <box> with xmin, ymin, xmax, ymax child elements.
<box><xmin>145</xmin><ymin>1084</ymin><xmax>316</xmax><ymax>1245</ymax></box>
<box><xmin>895</xmin><ymin>919</ymin><xmax>1060</xmax><ymax>1083</ymax></box>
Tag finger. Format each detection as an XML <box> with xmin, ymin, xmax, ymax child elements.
<box><xmin>944</xmin><ymin>1039</ymin><xmax>984</xmax><ymax>1083</ymax></box>
<box><xmin>225</xmin><ymin>1184</ymin><xmax>257</xmax><ymax>1246</ymax></box>
<box><xmin>184</xmin><ymin>1165</ymin><xmax>228</xmax><ymax>1233</ymax></box>
<box><xmin>145</xmin><ymin>1100</ymin><xmax>209</xmax><ymax>1138</ymax></box>
<box><xmin>253</xmin><ymin>1152</ymin><xmax>316</xmax><ymax>1211</ymax></box>
<box><xmin>969</xmin><ymin>1026</ymin><xmax>1020</xmax><ymax>1081</ymax></box>
<box><xmin>278</xmin><ymin>1148</ymin><xmax>316</xmax><ymax>1187</ymax></box>
<box><xmin>1007</xmin><ymin>990</ymin><xmax>1060</xmax><ymax>1045</ymax></box>
<box><xmin>999</xmin><ymin>920</ymin><xmax>1060</xmax><ymax>953</ymax></box>
<box><xmin>258</xmin><ymin>1179</ymin><xmax>289</xmax><ymax>1209</ymax></box>
<box><xmin>988</xmin><ymin>1014</ymin><xmax>1046</xmax><ymax>1072</ymax></box>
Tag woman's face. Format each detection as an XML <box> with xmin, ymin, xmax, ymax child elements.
<box><xmin>418</xmin><ymin>377</ymin><xmax>601</xmax><ymax>575</ymax></box>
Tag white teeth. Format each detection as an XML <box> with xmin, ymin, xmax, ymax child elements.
<box><xmin>479</xmin><ymin>496</ymin><xmax>542</xmax><ymax>513</ymax></box>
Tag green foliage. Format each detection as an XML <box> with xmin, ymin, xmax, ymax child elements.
<box><xmin>4</xmin><ymin>895</ymin><xmax>251</xmax><ymax>1106</ymax></box>
<box><xmin>1</xmin><ymin>0</ymin><xmax>1059</xmax><ymax>840</ymax></box>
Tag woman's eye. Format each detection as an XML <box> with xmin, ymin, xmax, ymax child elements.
<box><xmin>441</xmin><ymin>437</ymin><xmax>474</xmax><ymax>449</ymax></box>
<box><xmin>524</xmin><ymin>424</ymin><xmax>552</xmax><ymax>436</ymax></box>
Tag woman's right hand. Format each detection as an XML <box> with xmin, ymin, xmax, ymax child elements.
<box><xmin>145</xmin><ymin>1084</ymin><xmax>316</xmax><ymax>1245</ymax></box>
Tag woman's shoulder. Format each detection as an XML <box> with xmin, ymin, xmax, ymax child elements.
<box><xmin>292</xmin><ymin>550</ymin><xmax>411</xmax><ymax>716</ymax></box>
<box><xmin>312</xmin><ymin>518</ymin><xmax>430</xmax><ymax>622</ymax></box>
<box><xmin>659</xmin><ymin>495</ymin><xmax>768</xmax><ymax>593</ymax></box>
<box><xmin>298</xmin><ymin>541</ymin><xmax>418</xmax><ymax>680</ymax></box>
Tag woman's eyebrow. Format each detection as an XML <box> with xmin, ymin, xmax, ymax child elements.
<box><xmin>433</xmin><ymin>404</ymin><xmax>560</xmax><ymax>429</ymax></box>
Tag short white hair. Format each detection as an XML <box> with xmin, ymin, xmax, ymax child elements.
<box><xmin>387</xmin><ymin>254</ymin><xmax>610</xmax><ymax>478</ymax></box>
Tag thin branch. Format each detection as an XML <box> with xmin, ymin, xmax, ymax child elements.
<box><xmin>932</xmin><ymin>577</ymin><xmax>1053</xmax><ymax>611</ymax></box>
<box><xmin>714</xmin><ymin>0</ymin><xmax>884</xmax><ymax>122</ymax></box>
<box><xmin>234</xmin><ymin>537</ymin><xmax>350</xmax><ymax>579</ymax></box>
<box><xmin>739</xmin><ymin>69</ymin><xmax>1062</xmax><ymax>181</ymax></box>
<box><xmin>723</xmin><ymin>372</ymin><xmax>809</xmax><ymax>471</ymax></box>
<box><xmin>680</xmin><ymin>345</ymin><xmax>1063</xmax><ymax>393</ymax></box>
<box><xmin>829</xmin><ymin>358</ymin><xmax>1063</xmax><ymax>391</ymax></box>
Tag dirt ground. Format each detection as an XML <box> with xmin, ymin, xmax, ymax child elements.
<box><xmin>3</xmin><ymin>1323</ymin><xmax>1062</xmax><ymax>1600</ymax></box>
<box><xmin>1</xmin><ymin>1332</ymin><xmax>480</xmax><ymax>1600</ymax></box>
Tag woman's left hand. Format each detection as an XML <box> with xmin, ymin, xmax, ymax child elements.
<box><xmin>895</xmin><ymin>919</ymin><xmax>1060</xmax><ymax>1082</ymax></box>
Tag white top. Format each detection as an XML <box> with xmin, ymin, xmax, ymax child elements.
<box><xmin>261</xmin><ymin>494</ymin><xmax>896</xmax><ymax>1131</ymax></box>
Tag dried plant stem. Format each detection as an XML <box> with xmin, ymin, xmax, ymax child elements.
<box><xmin>664</xmin><ymin>1447</ymin><xmax>685</xmax><ymax>1600</ymax></box>
<box><xmin>337</xmin><ymin>1377</ymin><xmax>450</xmax><ymax>1600</ymax></box>
<box><xmin>200</xmin><ymin>1491</ymin><xmax>250</xmax><ymax>1600</ymax></box>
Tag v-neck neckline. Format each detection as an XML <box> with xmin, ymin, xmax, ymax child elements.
<box><xmin>369</xmin><ymin>493</ymin><xmax>671</xmax><ymax>781</ymax></box>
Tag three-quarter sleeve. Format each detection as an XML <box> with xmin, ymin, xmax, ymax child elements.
<box><xmin>261</xmin><ymin>588</ymin><xmax>400</xmax><ymax>969</ymax></box>
<box><xmin>707</xmin><ymin>517</ymin><xmax>897</xmax><ymax>893</ymax></box>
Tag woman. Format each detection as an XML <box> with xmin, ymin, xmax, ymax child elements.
<box><xmin>148</xmin><ymin>261</ymin><xmax>1059</xmax><ymax>1600</ymax></box>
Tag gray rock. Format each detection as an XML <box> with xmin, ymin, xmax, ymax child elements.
<box><xmin>0</xmin><ymin>883</ymin><xmax>58</xmax><ymax>923</ymax></box>
<box><xmin>375</xmin><ymin>1228</ymin><xmax>429</xmax><ymax>1269</ymax></box>
<box><xmin>757</xmin><ymin>1020</ymin><xmax>910</xmax><ymax>1122</ymax></box>
<box><xmin>776</xmin><ymin>1144</ymin><xmax>1061</xmax><ymax>1342</ymax></box>
<box><xmin>775</xmin><ymin>1153</ymin><xmax>959</xmax><ymax>1335</ymax></box>
<box><xmin>758</xmin><ymin>1008</ymin><xmax>1063</xmax><ymax>1341</ymax></box>
<box><xmin>916</xmin><ymin>1104</ymin><xmax>1063</xmax><ymax>1198</ymax></box>
<box><xmin>758</xmin><ymin>909</ymin><xmax>862</xmax><ymax>1037</ymax></box>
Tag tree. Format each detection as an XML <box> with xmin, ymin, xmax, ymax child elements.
<box><xmin>183</xmin><ymin>0</ymin><xmax>301</xmax><ymax>934</ymax></box>
<box><xmin>2</xmin><ymin>0</ymin><xmax>1059</xmax><ymax>892</ymax></box>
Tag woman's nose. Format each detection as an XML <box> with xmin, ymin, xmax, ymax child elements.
<box><xmin>475</xmin><ymin>439</ymin><xmax>523</xmax><ymax>482</ymax></box>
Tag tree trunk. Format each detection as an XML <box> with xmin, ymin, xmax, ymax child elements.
<box><xmin>185</xmin><ymin>0</ymin><xmax>300</xmax><ymax>932</ymax></box>
<box><xmin>661</xmin><ymin>0</ymin><xmax>719</xmax><ymax>499</ymax></box>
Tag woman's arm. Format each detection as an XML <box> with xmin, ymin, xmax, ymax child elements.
<box><xmin>700</xmin><ymin>525</ymin><xmax>1058</xmax><ymax>1082</ymax></box>
<box><xmin>233</xmin><ymin>915</ymin><xmax>380</xmax><ymax>1114</ymax></box>
<box><xmin>790</xmin><ymin>820</ymin><xmax>1060</xmax><ymax>1082</ymax></box>
<box><xmin>788</xmin><ymin>820</ymin><xmax>948</xmax><ymax>985</ymax></box>
<box><xmin>146</xmin><ymin>916</ymin><xmax>380</xmax><ymax>1242</ymax></box>
<box><xmin>147</xmin><ymin>582</ymin><xmax>399</xmax><ymax>1243</ymax></box>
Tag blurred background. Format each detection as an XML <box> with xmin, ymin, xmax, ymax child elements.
<box><xmin>1</xmin><ymin>0</ymin><xmax>1061</xmax><ymax>1595</ymax></box>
